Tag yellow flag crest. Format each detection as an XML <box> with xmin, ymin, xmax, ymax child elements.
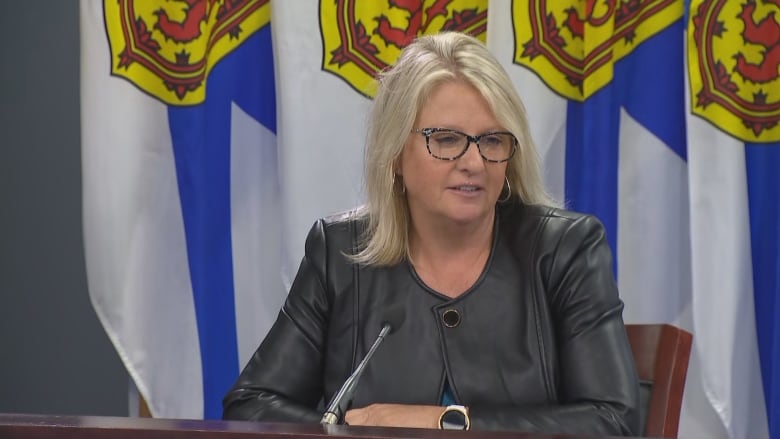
<box><xmin>104</xmin><ymin>0</ymin><xmax>270</xmax><ymax>106</ymax></box>
<box><xmin>320</xmin><ymin>0</ymin><xmax>488</xmax><ymax>98</ymax></box>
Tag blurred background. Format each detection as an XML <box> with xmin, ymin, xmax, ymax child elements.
<box><xmin>0</xmin><ymin>1</ymin><xmax>128</xmax><ymax>415</ymax></box>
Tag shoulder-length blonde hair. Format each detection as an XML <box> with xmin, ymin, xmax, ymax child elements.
<box><xmin>353</xmin><ymin>32</ymin><xmax>557</xmax><ymax>266</ymax></box>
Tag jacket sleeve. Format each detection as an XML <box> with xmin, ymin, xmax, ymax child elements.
<box><xmin>222</xmin><ymin>220</ymin><xmax>330</xmax><ymax>423</ymax></box>
<box><xmin>469</xmin><ymin>214</ymin><xmax>640</xmax><ymax>436</ymax></box>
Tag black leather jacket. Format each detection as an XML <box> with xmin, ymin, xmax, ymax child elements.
<box><xmin>223</xmin><ymin>201</ymin><xmax>639</xmax><ymax>435</ymax></box>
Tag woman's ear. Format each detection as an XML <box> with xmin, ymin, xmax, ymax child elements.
<box><xmin>393</xmin><ymin>157</ymin><xmax>403</xmax><ymax>177</ymax></box>
<box><xmin>396</xmin><ymin>138</ymin><xmax>412</xmax><ymax>176</ymax></box>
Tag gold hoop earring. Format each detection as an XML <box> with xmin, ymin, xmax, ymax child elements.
<box><xmin>498</xmin><ymin>176</ymin><xmax>511</xmax><ymax>203</ymax></box>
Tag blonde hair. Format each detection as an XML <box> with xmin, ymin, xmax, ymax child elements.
<box><xmin>353</xmin><ymin>32</ymin><xmax>557</xmax><ymax>266</ymax></box>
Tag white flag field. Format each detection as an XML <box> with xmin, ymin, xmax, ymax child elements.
<box><xmin>81</xmin><ymin>1</ymin><xmax>779</xmax><ymax>437</ymax></box>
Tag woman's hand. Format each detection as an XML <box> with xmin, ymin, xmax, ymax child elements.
<box><xmin>344</xmin><ymin>403</ymin><xmax>443</xmax><ymax>429</ymax></box>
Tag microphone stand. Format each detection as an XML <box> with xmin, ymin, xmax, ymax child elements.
<box><xmin>320</xmin><ymin>323</ymin><xmax>392</xmax><ymax>424</ymax></box>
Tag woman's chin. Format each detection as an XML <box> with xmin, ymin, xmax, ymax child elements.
<box><xmin>441</xmin><ymin>205</ymin><xmax>495</xmax><ymax>226</ymax></box>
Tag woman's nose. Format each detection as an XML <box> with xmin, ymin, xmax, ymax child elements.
<box><xmin>456</xmin><ymin>140</ymin><xmax>486</xmax><ymax>170</ymax></box>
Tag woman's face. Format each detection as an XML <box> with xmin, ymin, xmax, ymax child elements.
<box><xmin>399</xmin><ymin>80</ymin><xmax>509</xmax><ymax>229</ymax></box>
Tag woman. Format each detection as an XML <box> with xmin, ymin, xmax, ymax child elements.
<box><xmin>223</xmin><ymin>32</ymin><xmax>639</xmax><ymax>435</ymax></box>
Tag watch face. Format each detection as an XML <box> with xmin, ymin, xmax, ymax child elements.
<box><xmin>440</xmin><ymin>408</ymin><xmax>467</xmax><ymax>430</ymax></box>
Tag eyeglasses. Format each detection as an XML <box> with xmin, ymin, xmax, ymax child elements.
<box><xmin>414</xmin><ymin>128</ymin><xmax>517</xmax><ymax>163</ymax></box>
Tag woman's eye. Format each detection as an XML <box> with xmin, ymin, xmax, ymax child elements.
<box><xmin>433</xmin><ymin>134</ymin><xmax>462</xmax><ymax>145</ymax></box>
<box><xmin>482</xmin><ymin>135</ymin><xmax>503</xmax><ymax>147</ymax></box>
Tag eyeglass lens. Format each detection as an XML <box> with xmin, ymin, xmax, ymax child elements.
<box><xmin>426</xmin><ymin>130</ymin><xmax>515</xmax><ymax>161</ymax></box>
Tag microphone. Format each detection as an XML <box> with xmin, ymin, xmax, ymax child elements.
<box><xmin>320</xmin><ymin>307</ymin><xmax>406</xmax><ymax>425</ymax></box>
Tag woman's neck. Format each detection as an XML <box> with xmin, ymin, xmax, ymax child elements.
<box><xmin>408</xmin><ymin>210</ymin><xmax>496</xmax><ymax>297</ymax></box>
<box><xmin>410</xmin><ymin>212</ymin><xmax>494</xmax><ymax>256</ymax></box>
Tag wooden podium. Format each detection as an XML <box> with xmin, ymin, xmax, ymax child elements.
<box><xmin>0</xmin><ymin>413</ymin><xmax>634</xmax><ymax>439</ymax></box>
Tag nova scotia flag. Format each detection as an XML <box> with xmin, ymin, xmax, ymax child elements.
<box><xmin>80</xmin><ymin>0</ymin><xmax>284</xmax><ymax>419</ymax></box>
<box><xmin>80</xmin><ymin>0</ymin><xmax>780</xmax><ymax>433</ymax></box>
<box><xmin>489</xmin><ymin>0</ymin><xmax>778</xmax><ymax>437</ymax></box>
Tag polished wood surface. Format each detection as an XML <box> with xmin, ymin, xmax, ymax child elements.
<box><xmin>0</xmin><ymin>413</ymin><xmax>631</xmax><ymax>439</ymax></box>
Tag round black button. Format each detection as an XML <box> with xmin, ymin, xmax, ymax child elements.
<box><xmin>442</xmin><ymin>309</ymin><xmax>461</xmax><ymax>328</ymax></box>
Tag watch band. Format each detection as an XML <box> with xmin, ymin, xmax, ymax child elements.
<box><xmin>438</xmin><ymin>405</ymin><xmax>470</xmax><ymax>430</ymax></box>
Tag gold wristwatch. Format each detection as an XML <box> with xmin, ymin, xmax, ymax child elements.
<box><xmin>438</xmin><ymin>405</ymin><xmax>470</xmax><ymax>430</ymax></box>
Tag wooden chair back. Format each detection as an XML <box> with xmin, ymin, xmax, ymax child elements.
<box><xmin>626</xmin><ymin>324</ymin><xmax>693</xmax><ymax>438</ymax></box>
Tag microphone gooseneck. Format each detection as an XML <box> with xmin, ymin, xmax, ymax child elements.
<box><xmin>320</xmin><ymin>308</ymin><xmax>405</xmax><ymax>425</ymax></box>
